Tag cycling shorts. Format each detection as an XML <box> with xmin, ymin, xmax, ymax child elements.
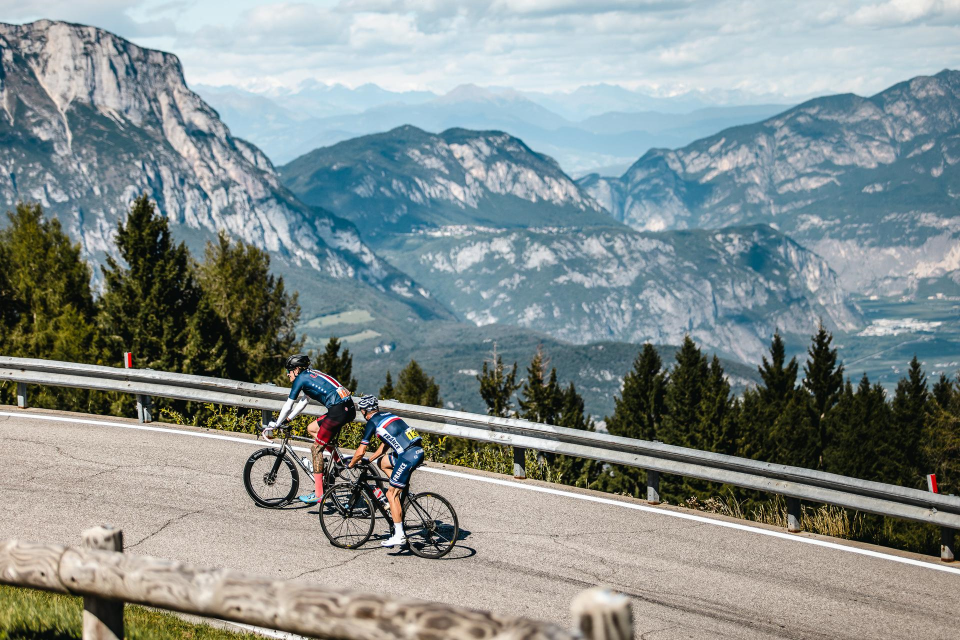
<box><xmin>388</xmin><ymin>446</ymin><xmax>424</xmax><ymax>488</ymax></box>
<box><xmin>314</xmin><ymin>399</ymin><xmax>356</xmax><ymax>448</ymax></box>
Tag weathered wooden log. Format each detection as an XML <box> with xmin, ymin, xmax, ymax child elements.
<box><xmin>80</xmin><ymin>526</ymin><xmax>124</xmax><ymax>640</ymax></box>
<box><xmin>54</xmin><ymin>545</ymin><xmax>579</xmax><ymax>640</ymax></box>
<box><xmin>0</xmin><ymin>539</ymin><xmax>68</xmax><ymax>593</ymax></box>
<box><xmin>570</xmin><ymin>588</ymin><xmax>632</xmax><ymax>640</ymax></box>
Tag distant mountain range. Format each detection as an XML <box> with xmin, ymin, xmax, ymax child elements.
<box><xmin>279</xmin><ymin>126</ymin><xmax>609</xmax><ymax>244</ymax></box>
<box><xmin>579</xmin><ymin>70</ymin><xmax>960</xmax><ymax>297</ymax></box>
<box><xmin>195</xmin><ymin>82</ymin><xmax>789</xmax><ymax>173</ymax></box>
<box><xmin>279</xmin><ymin>126</ymin><xmax>862</xmax><ymax>361</ymax></box>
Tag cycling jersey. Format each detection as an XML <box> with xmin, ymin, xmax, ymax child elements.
<box><xmin>361</xmin><ymin>411</ymin><xmax>422</xmax><ymax>454</ymax></box>
<box><xmin>289</xmin><ymin>369</ymin><xmax>352</xmax><ymax>408</ymax></box>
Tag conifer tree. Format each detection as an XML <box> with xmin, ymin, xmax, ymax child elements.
<box><xmin>890</xmin><ymin>356</ymin><xmax>929</xmax><ymax>488</ymax></box>
<box><xmin>0</xmin><ymin>203</ymin><xmax>101</xmax><ymax>410</ymax></box>
<box><xmin>379</xmin><ymin>371</ymin><xmax>396</xmax><ymax>399</ymax></box>
<box><xmin>395</xmin><ymin>360</ymin><xmax>442</xmax><ymax>407</ymax></box>
<box><xmin>606</xmin><ymin>343</ymin><xmax>665</xmax><ymax>442</ymax></box>
<box><xmin>802</xmin><ymin>322</ymin><xmax>844</xmax><ymax>468</ymax></box>
<box><xmin>925</xmin><ymin>374</ymin><xmax>960</xmax><ymax>497</ymax></box>
<box><xmin>518</xmin><ymin>347</ymin><xmax>563</xmax><ymax>424</ymax></box>
<box><xmin>315</xmin><ymin>337</ymin><xmax>358</xmax><ymax>391</ymax></box>
<box><xmin>699</xmin><ymin>356</ymin><xmax>737</xmax><ymax>455</ymax></box>
<box><xmin>197</xmin><ymin>231</ymin><xmax>301</xmax><ymax>382</ymax></box>
<box><xmin>932</xmin><ymin>373</ymin><xmax>954</xmax><ymax>408</ymax></box>
<box><xmin>596</xmin><ymin>343</ymin><xmax>666</xmax><ymax>497</ymax></box>
<box><xmin>660</xmin><ymin>336</ymin><xmax>709</xmax><ymax>448</ymax></box>
<box><xmin>99</xmin><ymin>195</ymin><xmax>200</xmax><ymax>372</ymax></box>
<box><xmin>558</xmin><ymin>382</ymin><xmax>591</xmax><ymax>431</ymax></box>
<box><xmin>477</xmin><ymin>343</ymin><xmax>521</xmax><ymax>418</ymax></box>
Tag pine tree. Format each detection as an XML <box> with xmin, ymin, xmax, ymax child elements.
<box><xmin>197</xmin><ymin>232</ymin><xmax>302</xmax><ymax>383</ymax></box>
<box><xmin>379</xmin><ymin>371</ymin><xmax>396</xmax><ymax>399</ymax></box>
<box><xmin>394</xmin><ymin>360</ymin><xmax>442</xmax><ymax>407</ymax></box>
<box><xmin>518</xmin><ymin>347</ymin><xmax>563</xmax><ymax>424</ymax></box>
<box><xmin>925</xmin><ymin>374</ymin><xmax>960</xmax><ymax>497</ymax></box>
<box><xmin>606</xmin><ymin>343</ymin><xmax>666</xmax><ymax>442</ymax></box>
<box><xmin>558</xmin><ymin>382</ymin><xmax>591</xmax><ymax>431</ymax></box>
<box><xmin>477</xmin><ymin>343</ymin><xmax>521</xmax><ymax>418</ymax></box>
<box><xmin>0</xmin><ymin>203</ymin><xmax>102</xmax><ymax>411</ymax></box>
<box><xmin>660</xmin><ymin>336</ymin><xmax>709</xmax><ymax>448</ymax></box>
<box><xmin>699</xmin><ymin>356</ymin><xmax>737</xmax><ymax>455</ymax></box>
<box><xmin>890</xmin><ymin>356</ymin><xmax>929</xmax><ymax>488</ymax></box>
<box><xmin>595</xmin><ymin>344</ymin><xmax>667</xmax><ymax>498</ymax></box>
<box><xmin>315</xmin><ymin>337</ymin><xmax>358</xmax><ymax>392</ymax></box>
<box><xmin>98</xmin><ymin>195</ymin><xmax>200</xmax><ymax>373</ymax></box>
<box><xmin>932</xmin><ymin>373</ymin><xmax>954</xmax><ymax>409</ymax></box>
<box><xmin>802</xmin><ymin>322</ymin><xmax>844</xmax><ymax>468</ymax></box>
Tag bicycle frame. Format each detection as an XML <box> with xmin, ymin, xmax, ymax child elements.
<box><xmin>272</xmin><ymin>430</ymin><xmax>350</xmax><ymax>476</ymax></box>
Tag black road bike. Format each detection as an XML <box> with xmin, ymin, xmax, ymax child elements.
<box><xmin>243</xmin><ymin>425</ymin><xmax>350</xmax><ymax>508</ymax></box>
<box><xmin>319</xmin><ymin>455</ymin><xmax>459</xmax><ymax>559</ymax></box>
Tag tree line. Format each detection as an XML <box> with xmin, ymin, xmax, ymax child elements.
<box><xmin>0</xmin><ymin>197</ymin><xmax>301</xmax><ymax>412</ymax></box>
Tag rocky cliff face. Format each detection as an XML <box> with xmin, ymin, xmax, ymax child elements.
<box><xmin>0</xmin><ymin>20</ymin><xmax>440</xmax><ymax>316</ymax></box>
<box><xmin>379</xmin><ymin>223</ymin><xmax>862</xmax><ymax>362</ymax></box>
<box><xmin>280</xmin><ymin>125</ymin><xmax>611</xmax><ymax>245</ymax></box>
<box><xmin>581</xmin><ymin>70</ymin><xmax>960</xmax><ymax>295</ymax></box>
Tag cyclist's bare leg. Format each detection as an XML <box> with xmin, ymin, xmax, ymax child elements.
<box><xmin>386</xmin><ymin>486</ymin><xmax>403</xmax><ymax>524</ymax></box>
<box><xmin>308</xmin><ymin>420</ymin><xmax>325</xmax><ymax>497</ymax></box>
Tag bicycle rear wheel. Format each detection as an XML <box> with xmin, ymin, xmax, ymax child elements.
<box><xmin>319</xmin><ymin>483</ymin><xmax>375</xmax><ymax>549</ymax></box>
<box><xmin>243</xmin><ymin>448</ymin><xmax>299</xmax><ymax>507</ymax></box>
<box><xmin>404</xmin><ymin>492</ymin><xmax>459</xmax><ymax>558</ymax></box>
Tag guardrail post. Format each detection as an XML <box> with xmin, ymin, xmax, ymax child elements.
<box><xmin>513</xmin><ymin>447</ymin><xmax>526</xmax><ymax>479</ymax></box>
<box><xmin>571</xmin><ymin>587</ymin><xmax>632</xmax><ymax>640</ymax></box>
<box><xmin>261</xmin><ymin>409</ymin><xmax>272</xmax><ymax>428</ymax></box>
<box><xmin>646</xmin><ymin>470</ymin><xmax>660</xmax><ymax>505</ymax></box>
<box><xmin>786</xmin><ymin>497</ymin><xmax>802</xmax><ymax>533</ymax></box>
<box><xmin>81</xmin><ymin>525</ymin><xmax>124</xmax><ymax>640</ymax></box>
<box><xmin>136</xmin><ymin>394</ymin><xmax>152</xmax><ymax>424</ymax></box>
<box><xmin>17</xmin><ymin>382</ymin><xmax>27</xmax><ymax>408</ymax></box>
<box><xmin>942</xmin><ymin>528</ymin><xmax>956</xmax><ymax>562</ymax></box>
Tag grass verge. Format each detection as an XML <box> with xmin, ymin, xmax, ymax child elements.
<box><xmin>0</xmin><ymin>584</ymin><xmax>263</xmax><ymax>640</ymax></box>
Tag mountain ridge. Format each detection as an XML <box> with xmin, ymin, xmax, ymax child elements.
<box><xmin>580</xmin><ymin>69</ymin><xmax>960</xmax><ymax>295</ymax></box>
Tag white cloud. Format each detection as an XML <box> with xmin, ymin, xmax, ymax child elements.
<box><xmin>847</xmin><ymin>0</ymin><xmax>960</xmax><ymax>28</ymax></box>
<box><xmin>4</xmin><ymin>0</ymin><xmax>960</xmax><ymax>99</ymax></box>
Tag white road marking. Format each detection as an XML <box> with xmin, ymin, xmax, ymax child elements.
<box><xmin>3</xmin><ymin>410</ymin><xmax>960</xmax><ymax>577</ymax></box>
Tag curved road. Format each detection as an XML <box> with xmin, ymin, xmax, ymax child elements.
<box><xmin>0</xmin><ymin>408</ymin><xmax>957</xmax><ymax>639</ymax></box>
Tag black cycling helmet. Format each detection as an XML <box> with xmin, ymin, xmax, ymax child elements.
<box><xmin>284</xmin><ymin>354</ymin><xmax>310</xmax><ymax>371</ymax></box>
<box><xmin>357</xmin><ymin>395</ymin><xmax>379</xmax><ymax>412</ymax></box>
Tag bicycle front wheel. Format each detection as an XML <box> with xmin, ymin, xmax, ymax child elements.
<box><xmin>243</xmin><ymin>448</ymin><xmax>299</xmax><ymax>507</ymax></box>
<box><xmin>319</xmin><ymin>483</ymin><xmax>375</xmax><ymax>549</ymax></box>
<box><xmin>404</xmin><ymin>492</ymin><xmax>459</xmax><ymax>558</ymax></box>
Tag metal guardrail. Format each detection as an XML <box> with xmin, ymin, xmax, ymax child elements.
<box><xmin>1</xmin><ymin>526</ymin><xmax>631</xmax><ymax>640</ymax></box>
<box><xmin>1</xmin><ymin>355</ymin><xmax>956</xmax><ymax>562</ymax></box>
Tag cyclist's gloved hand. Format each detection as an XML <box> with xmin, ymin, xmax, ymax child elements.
<box><xmin>262</xmin><ymin>421</ymin><xmax>278</xmax><ymax>441</ymax></box>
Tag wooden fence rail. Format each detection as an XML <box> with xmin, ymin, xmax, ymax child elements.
<box><xmin>0</xmin><ymin>526</ymin><xmax>631</xmax><ymax>640</ymax></box>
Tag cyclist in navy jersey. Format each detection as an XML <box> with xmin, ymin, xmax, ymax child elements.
<box><xmin>348</xmin><ymin>395</ymin><xmax>425</xmax><ymax>548</ymax></box>
<box><xmin>264</xmin><ymin>354</ymin><xmax>356</xmax><ymax>505</ymax></box>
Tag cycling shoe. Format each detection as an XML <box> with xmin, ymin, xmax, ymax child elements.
<box><xmin>381</xmin><ymin>534</ymin><xmax>407</xmax><ymax>547</ymax></box>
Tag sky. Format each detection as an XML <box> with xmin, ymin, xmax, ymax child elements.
<box><xmin>3</xmin><ymin>0</ymin><xmax>960</xmax><ymax>100</ymax></box>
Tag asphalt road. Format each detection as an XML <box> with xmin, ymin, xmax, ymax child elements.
<box><xmin>1</xmin><ymin>408</ymin><xmax>958</xmax><ymax>639</ymax></box>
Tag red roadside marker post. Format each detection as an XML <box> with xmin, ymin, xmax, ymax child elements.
<box><xmin>928</xmin><ymin>473</ymin><xmax>955</xmax><ymax>562</ymax></box>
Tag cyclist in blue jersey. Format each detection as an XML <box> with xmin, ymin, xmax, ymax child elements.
<box><xmin>348</xmin><ymin>395</ymin><xmax>425</xmax><ymax>548</ymax></box>
<box><xmin>264</xmin><ymin>354</ymin><xmax>356</xmax><ymax>505</ymax></box>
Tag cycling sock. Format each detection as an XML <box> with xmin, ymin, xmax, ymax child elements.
<box><xmin>394</xmin><ymin>522</ymin><xmax>404</xmax><ymax>537</ymax></box>
<box><xmin>314</xmin><ymin>473</ymin><xmax>323</xmax><ymax>497</ymax></box>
